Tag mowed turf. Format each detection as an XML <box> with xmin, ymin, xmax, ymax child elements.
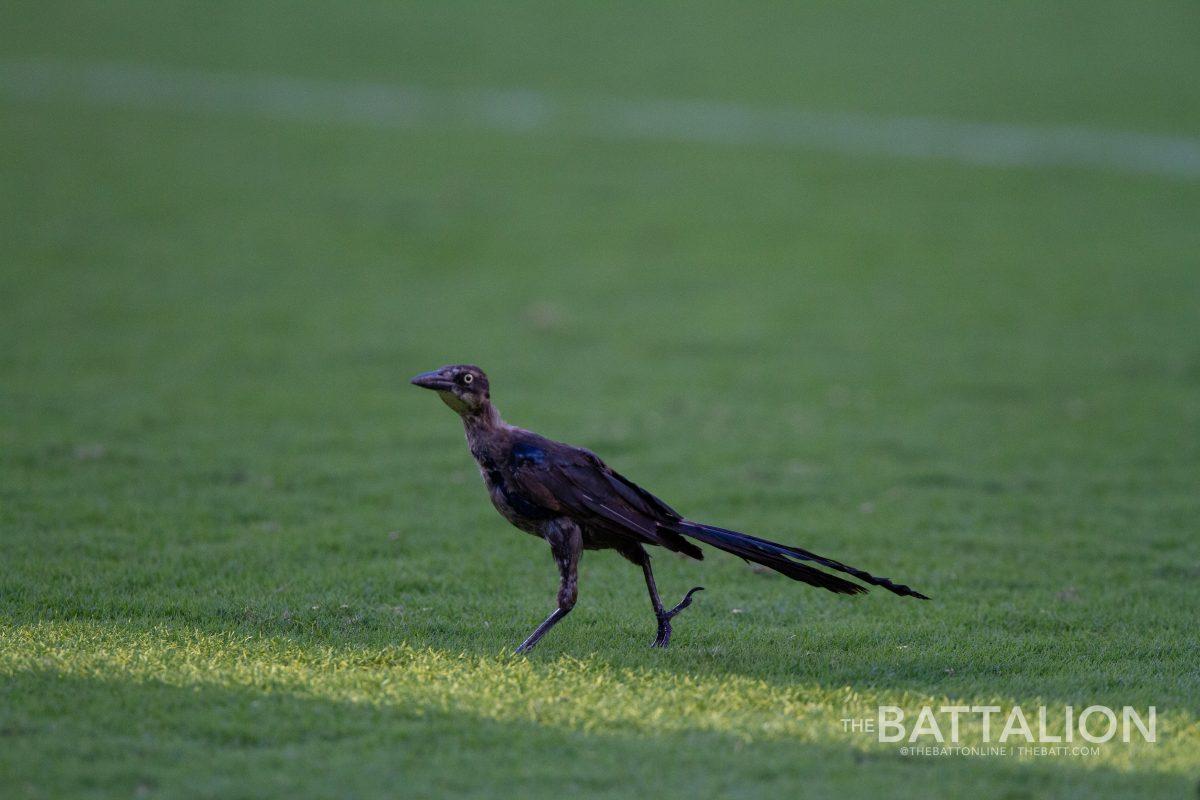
<box><xmin>2</xmin><ymin>2</ymin><xmax>1199</xmax><ymax>798</ymax></box>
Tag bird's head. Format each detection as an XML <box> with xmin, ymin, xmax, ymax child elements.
<box><xmin>410</xmin><ymin>364</ymin><xmax>491</xmax><ymax>415</ymax></box>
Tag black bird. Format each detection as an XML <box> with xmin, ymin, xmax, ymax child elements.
<box><xmin>411</xmin><ymin>364</ymin><xmax>928</xmax><ymax>653</ymax></box>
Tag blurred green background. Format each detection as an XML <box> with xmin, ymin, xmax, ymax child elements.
<box><xmin>2</xmin><ymin>2</ymin><xmax>1198</xmax><ymax>798</ymax></box>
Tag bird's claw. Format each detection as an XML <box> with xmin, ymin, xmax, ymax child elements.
<box><xmin>650</xmin><ymin>587</ymin><xmax>705</xmax><ymax>648</ymax></box>
<box><xmin>667</xmin><ymin>586</ymin><xmax>705</xmax><ymax>618</ymax></box>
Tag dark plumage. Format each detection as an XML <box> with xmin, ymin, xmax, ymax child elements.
<box><xmin>411</xmin><ymin>364</ymin><xmax>928</xmax><ymax>653</ymax></box>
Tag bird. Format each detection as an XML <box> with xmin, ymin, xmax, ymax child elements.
<box><xmin>411</xmin><ymin>364</ymin><xmax>929</xmax><ymax>653</ymax></box>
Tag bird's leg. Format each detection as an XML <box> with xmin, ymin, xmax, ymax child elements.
<box><xmin>515</xmin><ymin>607</ymin><xmax>570</xmax><ymax>654</ymax></box>
<box><xmin>515</xmin><ymin>520</ymin><xmax>582</xmax><ymax>654</ymax></box>
<box><xmin>641</xmin><ymin>557</ymin><xmax>704</xmax><ymax>648</ymax></box>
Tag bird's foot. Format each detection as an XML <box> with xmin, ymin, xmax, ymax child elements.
<box><xmin>651</xmin><ymin>620</ymin><xmax>671</xmax><ymax>648</ymax></box>
<box><xmin>650</xmin><ymin>586</ymin><xmax>704</xmax><ymax>648</ymax></box>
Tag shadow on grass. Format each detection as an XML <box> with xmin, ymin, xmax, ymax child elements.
<box><xmin>0</xmin><ymin>669</ymin><xmax>1187</xmax><ymax>800</ymax></box>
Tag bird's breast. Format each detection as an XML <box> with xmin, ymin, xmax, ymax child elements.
<box><xmin>474</xmin><ymin>452</ymin><xmax>556</xmax><ymax>531</ymax></box>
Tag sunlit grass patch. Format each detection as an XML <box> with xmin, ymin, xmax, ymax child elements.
<box><xmin>3</xmin><ymin>621</ymin><xmax>1194</xmax><ymax>777</ymax></box>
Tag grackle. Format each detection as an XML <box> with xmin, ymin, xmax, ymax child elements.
<box><xmin>411</xmin><ymin>364</ymin><xmax>928</xmax><ymax>653</ymax></box>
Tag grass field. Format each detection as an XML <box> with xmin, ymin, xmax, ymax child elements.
<box><xmin>2</xmin><ymin>2</ymin><xmax>1199</xmax><ymax>797</ymax></box>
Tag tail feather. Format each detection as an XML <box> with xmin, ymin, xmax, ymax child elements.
<box><xmin>666</xmin><ymin>520</ymin><xmax>929</xmax><ymax>600</ymax></box>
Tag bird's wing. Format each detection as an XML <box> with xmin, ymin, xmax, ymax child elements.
<box><xmin>506</xmin><ymin>436</ymin><xmax>701</xmax><ymax>557</ymax></box>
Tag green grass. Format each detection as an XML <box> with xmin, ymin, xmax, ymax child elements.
<box><xmin>2</xmin><ymin>2</ymin><xmax>1199</xmax><ymax>797</ymax></box>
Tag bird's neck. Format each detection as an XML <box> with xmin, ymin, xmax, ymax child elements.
<box><xmin>460</xmin><ymin>400</ymin><xmax>504</xmax><ymax>439</ymax></box>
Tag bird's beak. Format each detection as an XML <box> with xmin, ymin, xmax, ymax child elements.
<box><xmin>410</xmin><ymin>370</ymin><xmax>454</xmax><ymax>391</ymax></box>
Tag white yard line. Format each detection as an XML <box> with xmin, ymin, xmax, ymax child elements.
<box><xmin>3</xmin><ymin>59</ymin><xmax>1198</xmax><ymax>180</ymax></box>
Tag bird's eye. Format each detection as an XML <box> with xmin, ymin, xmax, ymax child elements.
<box><xmin>462</xmin><ymin>374</ymin><xmax>474</xmax><ymax>385</ymax></box>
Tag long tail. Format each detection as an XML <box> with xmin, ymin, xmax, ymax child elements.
<box><xmin>664</xmin><ymin>520</ymin><xmax>930</xmax><ymax>599</ymax></box>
